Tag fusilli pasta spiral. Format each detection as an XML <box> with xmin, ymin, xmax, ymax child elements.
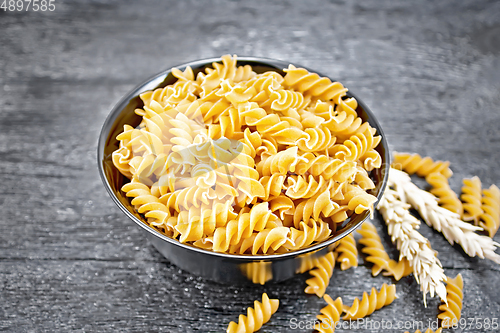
<box><xmin>212</xmin><ymin>202</ymin><xmax>278</xmax><ymax>253</ymax></box>
<box><xmin>426</xmin><ymin>172</ymin><xmax>463</xmax><ymax>215</ymax></box>
<box><xmin>314</xmin><ymin>295</ymin><xmax>343</xmax><ymax>333</ymax></box>
<box><xmin>122</xmin><ymin>180</ymin><xmax>177</xmax><ymax>236</ymax></box>
<box><xmin>314</xmin><ymin>101</ymin><xmax>365</xmax><ymax>139</ymax></box>
<box><xmin>305</xmin><ymin>251</ymin><xmax>336</xmax><ymax>297</ymax></box>
<box><xmin>283</xmin><ymin>65</ymin><xmax>348</xmax><ymax>104</ymax></box>
<box><xmin>329</xmin><ymin>127</ymin><xmax>380</xmax><ymax>164</ymax></box>
<box><xmin>460</xmin><ymin>176</ymin><xmax>483</xmax><ymax>224</ymax></box>
<box><xmin>438</xmin><ymin>274</ymin><xmax>464</xmax><ymax>329</ymax></box>
<box><xmin>479</xmin><ymin>184</ymin><xmax>500</xmax><ymax>237</ymax></box>
<box><xmin>269</xmin><ymin>89</ymin><xmax>310</xmax><ymax>112</ymax></box>
<box><xmin>341</xmin><ymin>184</ymin><xmax>377</xmax><ymax>215</ymax></box>
<box><xmin>226</xmin><ymin>293</ymin><xmax>279</xmax><ymax>333</ymax></box>
<box><xmin>334</xmin><ymin>233</ymin><xmax>358</xmax><ymax>270</ymax></box>
<box><xmin>342</xmin><ymin>283</ymin><xmax>397</xmax><ymax>320</ymax></box>
<box><xmin>294</xmin><ymin>153</ymin><xmax>357</xmax><ymax>183</ymax></box>
<box><xmin>384</xmin><ymin>257</ymin><xmax>413</xmax><ymax>281</ymax></box>
<box><xmin>287</xmin><ymin>219</ymin><xmax>332</xmax><ymax>251</ymax></box>
<box><xmin>229</xmin><ymin>227</ymin><xmax>292</xmax><ymax>255</ymax></box>
<box><xmin>392</xmin><ymin>152</ymin><xmax>453</xmax><ymax>179</ymax></box>
<box><xmin>285</xmin><ymin>175</ymin><xmax>333</xmax><ymax>199</ymax></box>
<box><xmin>358</xmin><ymin>221</ymin><xmax>391</xmax><ymax>276</ymax></box>
<box><xmin>298</xmin><ymin>127</ymin><xmax>337</xmax><ymax>153</ymax></box>
<box><xmin>357</xmin><ymin>221</ymin><xmax>411</xmax><ymax>280</ymax></box>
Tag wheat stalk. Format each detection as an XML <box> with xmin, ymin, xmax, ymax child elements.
<box><xmin>378</xmin><ymin>182</ymin><xmax>447</xmax><ymax>306</ymax></box>
<box><xmin>388</xmin><ymin>168</ymin><xmax>500</xmax><ymax>264</ymax></box>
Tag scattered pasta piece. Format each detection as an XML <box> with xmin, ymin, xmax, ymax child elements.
<box><xmin>392</xmin><ymin>152</ymin><xmax>452</xmax><ymax>179</ymax></box>
<box><xmin>226</xmin><ymin>293</ymin><xmax>279</xmax><ymax>333</ymax></box>
<box><xmin>334</xmin><ymin>233</ymin><xmax>358</xmax><ymax>270</ymax></box>
<box><xmin>426</xmin><ymin>172</ymin><xmax>463</xmax><ymax>215</ymax></box>
<box><xmin>305</xmin><ymin>252</ymin><xmax>336</xmax><ymax>297</ymax></box>
<box><xmin>314</xmin><ymin>295</ymin><xmax>343</xmax><ymax>333</ymax></box>
<box><xmin>342</xmin><ymin>284</ymin><xmax>397</xmax><ymax>320</ymax></box>
<box><xmin>383</xmin><ymin>257</ymin><xmax>413</xmax><ymax>281</ymax></box>
<box><xmin>357</xmin><ymin>221</ymin><xmax>391</xmax><ymax>276</ymax></box>
<box><xmin>404</xmin><ymin>329</ymin><xmax>442</xmax><ymax>333</ymax></box>
<box><xmin>358</xmin><ymin>221</ymin><xmax>411</xmax><ymax>280</ymax></box>
<box><xmin>479</xmin><ymin>184</ymin><xmax>500</xmax><ymax>237</ymax></box>
<box><xmin>438</xmin><ymin>274</ymin><xmax>464</xmax><ymax>329</ymax></box>
<box><xmin>461</xmin><ymin>176</ymin><xmax>483</xmax><ymax>224</ymax></box>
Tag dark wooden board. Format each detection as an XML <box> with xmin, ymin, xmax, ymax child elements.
<box><xmin>1</xmin><ymin>0</ymin><xmax>499</xmax><ymax>332</ymax></box>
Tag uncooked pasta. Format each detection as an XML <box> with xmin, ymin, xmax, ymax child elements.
<box><xmin>461</xmin><ymin>176</ymin><xmax>484</xmax><ymax>224</ymax></box>
<box><xmin>314</xmin><ymin>294</ymin><xmax>343</xmax><ymax>333</ymax></box>
<box><xmin>392</xmin><ymin>152</ymin><xmax>452</xmax><ymax>179</ymax></box>
<box><xmin>438</xmin><ymin>274</ymin><xmax>464</xmax><ymax>328</ymax></box>
<box><xmin>112</xmin><ymin>54</ymin><xmax>383</xmax><ymax>254</ymax></box>
<box><xmin>480</xmin><ymin>184</ymin><xmax>500</xmax><ymax>237</ymax></box>
<box><xmin>334</xmin><ymin>233</ymin><xmax>358</xmax><ymax>270</ymax></box>
<box><xmin>358</xmin><ymin>221</ymin><xmax>392</xmax><ymax>276</ymax></box>
<box><xmin>226</xmin><ymin>293</ymin><xmax>279</xmax><ymax>333</ymax></box>
<box><xmin>342</xmin><ymin>283</ymin><xmax>397</xmax><ymax>320</ymax></box>
<box><xmin>426</xmin><ymin>172</ymin><xmax>463</xmax><ymax>215</ymax></box>
<box><xmin>305</xmin><ymin>251</ymin><xmax>336</xmax><ymax>297</ymax></box>
<box><xmin>358</xmin><ymin>221</ymin><xmax>412</xmax><ymax>281</ymax></box>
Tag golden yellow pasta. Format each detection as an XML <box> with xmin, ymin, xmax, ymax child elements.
<box><xmin>212</xmin><ymin>202</ymin><xmax>278</xmax><ymax>252</ymax></box>
<box><xmin>291</xmin><ymin>191</ymin><xmax>337</xmax><ymax>229</ymax></box>
<box><xmin>480</xmin><ymin>184</ymin><xmax>500</xmax><ymax>237</ymax></box>
<box><xmin>438</xmin><ymin>274</ymin><xmax>464</xmax><ymax>329</ymax></box>
<box><xmin>239</xmin><ymin>261</ymin><xmax>272</xmax><ymax>285</ymax></box>
<box><xmin>314</xmin><ymin>101</ymin><xmax>364</xmax><ymax>139</ymax></box>
<box><xmin>285</xmin><ymin>175</ymin><xmax>334</xmax><ymax>199</ymax></box>
<box><xmin>305</xmin><ymin>251</ymin><xmax>336</xmax><ymax>297</ymax></box>
<box><xmin>405</xmin><ymin>329</ymin><xmax>443</xmax><ymax>333</ymax></box>
<box><xmin>229</xmin><ymin>227</ymin><xmax>293</xmax><ymax>255</ymax></box>
<box><xmin>358</xmin><ymin>221</ymin><xmax>411</xmax><ymax>280</ymax></box>
<box><xmin>294</xmin><ymin>152</ymin><xmax>357</xmax><ymax>183</ymax></box>
<box><xmin>112</xmin><ymin>54</ymin><xmax>382</xmax><ymax>254</ymax></box>
<box><xmin>334</xmin><ymin>233</ymin><xmax>358</xmax><ymax>270</ymax></box>
<box><xmin>392</xmin><ymin>152</ymin><xmax>453</xmax><ymax>179</ymax></box>
<box><xmin>341</xmin><ymin>184</ymin><xmax>378</xmax><ymax>215</ymax></box>
<box><xmin>461</xmin><ymin>176</ymin><xmax>484</xmax><ymax>224</ymax></box>
<box><xmin>314</xmin><ymin>295</ymin><xmax>343</xmax><ymax>333</ymax></box>
<box><xmin>384</xmin><ymin>257</ymin><xmax>413</xmax><ymax>281</ymax></box>
<box><xmin>342</xmin><ymin>283</ymin><xmax>397</xmax><ymax>320</ymax></box>
<box><xmin>287</xmin><ymin>219</ymin><xmax>332</xmax><ymax>251</ymax></box>
<box><xmin>426</xmin><ymin>172</ymin><xmax>463</xmax><ymax>215</ymax></box>
<box><xmin>329</xmin><ymin>127</ymin><xmax>380</xmax><ymax>164</ymax></box>
<box><xmin>122</xmin><ymin>180</ymin><xmax>178</xmax><ymax>238</ymax></box>
<box><xmin>284</xmin><ymin>65</ymin><xmax>348</xmax><ymax>103</ymax></box>
<box><xmin>226</xmin><ymin>293</ymin><xmax>279</xmax><ymax>333</ymax></box>
<box><xmin>357</xmin><ymin>221</ymin><xmax>392</xmax><ymax>276</ymax></box>
<box><xmin>296</xmin><ymin>251</ymin><xmax>322</xmax><ymax>274</ymax></box>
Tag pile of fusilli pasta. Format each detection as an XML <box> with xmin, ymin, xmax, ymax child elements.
<box><xmin>112</xmin><ymin>55</ymin><xmax>382</xmax><ymax>254</ymax></box>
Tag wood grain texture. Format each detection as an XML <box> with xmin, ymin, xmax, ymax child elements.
<box><xmin>1</xmin><ymin>0</ymin><xmax>499</xmax><ymax>332</ymax></box>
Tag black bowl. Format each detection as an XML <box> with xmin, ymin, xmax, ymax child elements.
<box><xmin>97</xmin><ymin>56</ymin><xmax>389</xmax><ymax>284</ymax></box>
